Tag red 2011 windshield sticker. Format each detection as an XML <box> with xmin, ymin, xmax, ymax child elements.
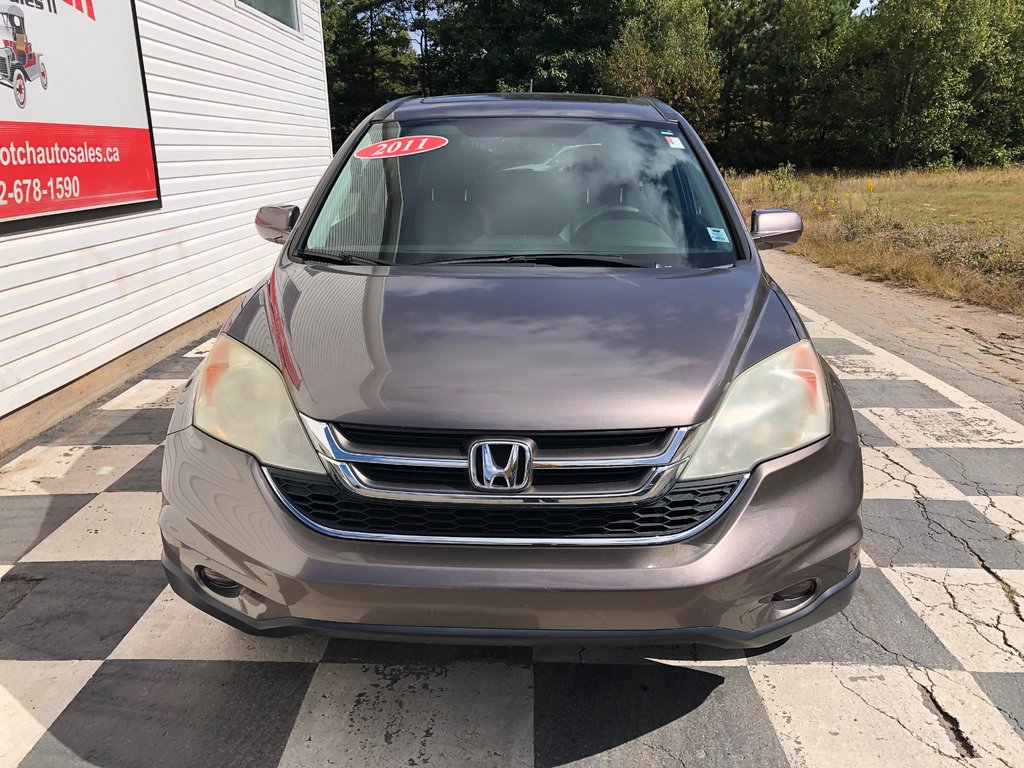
<box><xmin>355</xmin><ymin>135</ymin><xmax>449</xmax><ymax>160</ymax></box>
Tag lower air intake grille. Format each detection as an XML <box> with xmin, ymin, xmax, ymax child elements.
<box><xmin>267</xmin><ymin>469</ymin><xmax>742</xmax><ymax>541</ymax></box>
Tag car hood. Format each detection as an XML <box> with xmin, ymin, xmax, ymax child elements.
<box><xmin>230</xmin><ymin>261</ymin><xmax>799</xmax><ymax>431</ymax></box>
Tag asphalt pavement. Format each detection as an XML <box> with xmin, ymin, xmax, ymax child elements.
<box><xmin>2</xmin><ymin>254</ymin><xmax>1023</xmax><ymax>768</ymax></box>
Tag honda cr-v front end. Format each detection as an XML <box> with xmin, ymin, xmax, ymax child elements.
<box><xmin>161</xmin><ymin>94</ymin><xmax>862</xmax><ymax>646</ymax></box>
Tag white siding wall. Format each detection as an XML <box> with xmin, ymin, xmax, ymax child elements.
<box><xmin>0</xmin><ymin>0</ymin><xmax>333</xmax><ymax>416</ymax></box>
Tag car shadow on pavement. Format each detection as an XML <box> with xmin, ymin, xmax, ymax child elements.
<box><xmin>532</xmin><ymin>662</ymin><xmax>725</xmax><ymax>767</ymax></box>
<box><xmin>323</xmin><ymin>638</ymin><xmax>753</xmax><ymax>766</ymax></box>
<box><xmin>7</xmin><ymin>634</ymin><xmax>782</xmax><ymax>767</ymax></box>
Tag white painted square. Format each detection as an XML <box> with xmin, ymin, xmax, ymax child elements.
<box><xmin>806</xmin><ymin>328</ymin><xmax>846</xmax><ymax>340</ymax></box>
<box><xmin>791</xmin><ymin>301</ymin><xmax>1004</xmax><ymax>409</ymax></box>
<box><xmin>184</xmin><ymin>339</ymin><xmax>215</xmax><ymax>358</ymax></box>
<box><xmin>0</xmin><ymin>565</ymin><xmax>10</xmax><ymax>581</ymax></box>
<box><xmin>861</xmin><ymin>446</ymin><xmax>965</xmax><ymax>500</ymax></box>
<box><xmin>20</xmin><ymin>492</ymin><xmax>163</xmax><ymax>562</ymax></box>
<box><xmin>100</xmin><ymin>379</ymin><xmax>186</xmax><ymax>410</ymax></box>
<box><xmin>884</xmin><ymin>567</ymin><xmax>1024</xmax><ymax>673</ymax></box>
<box><xmin>0</xmin><ymin>660</ymin><xmax>102</xmax><ymax>768</ymax></box>
<box><xmin>803</xmin><ymin>322</ymin><xmax>846</xmax><ymax>339</ymax></box>
<box><xmin>967</xmin><ymin>496</ymin><xmax>1024</xmax><ymax>542</ymax></box>
<box><xmin>110</xmin><ymin>587</ymin><xmax>327</xmax><ymax>662</ymax></box>
<box><xmin>860</xmin><ymin>407</ymin><xmax>1024</xmax><ymax>448</ymax></box>
<box><xmin>278</xmin><ymin>662</ymin><xmax>533</xmax><ymax>768</ymax></box>
<box><xmin>0</xmin><ymin>445</ymin><xmax>155</xmax><ymax>496</ymax></box>
<box><xmin>826</xmin><ymin>354</ymin><xmax>914</xmax><ymax>380</ymax></box>
<box><xmin>752</xmin><ymin>663</ymin><xmax>1024</xmax><ymax>768</ymax></box>
<box><xmin>792</xmin><ymin>305</ymin><xmax>848</xmax><ymax>339</ymax></box>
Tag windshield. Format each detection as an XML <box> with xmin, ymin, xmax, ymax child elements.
<box><xmin>304</xmin><ymin>118</ymin><xmax>737</xmax><ymax>268</ymax></box>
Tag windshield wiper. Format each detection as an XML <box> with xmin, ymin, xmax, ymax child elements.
<box><xmin>423</xmin><ymin>253</ymin><xmax>650</xmax><ymax>268</ymax></box>
<box><xmin>296</xmin><ymin>248</ymin><xmax>392</xmax><ymax>267</ymax></box>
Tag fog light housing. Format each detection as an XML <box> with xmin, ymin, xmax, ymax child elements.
<box><xmin>772</xmin><ymin>579</ymin><xmax>817</xmax><ymax>603</ymax></box>
<box><xmin>196</xmin><ymin>566</ymin><xmax>242</xmax><ymax>598</ymax></box>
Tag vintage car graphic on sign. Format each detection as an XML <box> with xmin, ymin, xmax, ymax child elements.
<box><xmin>1</xmin><ymin>6</ymin><xmax>48</xmax><ymax>110</ymax></box>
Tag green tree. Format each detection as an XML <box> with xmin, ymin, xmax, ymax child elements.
<box><xmin>703</xmin><ymin>0</ymin><xmax>855</xmax><ymax>169</ymax></box>
<box><xmin>838</xmin><ymin>0</ymin><xmax>1011</xmax><ymax>167</ymax></box>
<box><xmin>959</xmin><ymin>0</ymin><xmax>1024</xmax><ymax>165</ymax></box>
<box><xmin>317</xmin><ymin>0</ymin><xmax>1024</xmax><ymax>169</ymax></box>
<box><xmin>321</xmin><ymin>0</ymin><xmax>418</xmax><ymax>145</ymax></box>
<box><xmin>601</xmin><ymin>0</ymin><xmax>721</xmax><ymax>134</ymax></box>
<box><xmin>429</xmin><ymin>0</ymin><xmax>636</xmax><ymax>95</ymax></box>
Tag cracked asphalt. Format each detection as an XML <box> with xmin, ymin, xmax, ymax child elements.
<box><xmin>1</xmin><ymin>251</ymin><xmax>1023</xmax><ymax>767</ymax></box>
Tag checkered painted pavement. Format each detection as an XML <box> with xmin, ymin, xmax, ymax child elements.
<box><xmin>2</xmin><ymin>302</ymin><xmax>1023</xmax><ymax>768</ymax></box>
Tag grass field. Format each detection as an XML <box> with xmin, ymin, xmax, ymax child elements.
<box><xmin>726</xmin><ymin>166</ymin><xmax>1024</xmax><ymax>315</ymax></box>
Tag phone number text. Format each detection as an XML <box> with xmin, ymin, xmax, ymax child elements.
<box><xmin>0</xmin><ymin>176</ymin><xmax>82</xmax><ymax>205</ymax></box>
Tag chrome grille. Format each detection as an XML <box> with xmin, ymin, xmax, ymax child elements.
<box><xmin>266</xmin><ymin>467</ymin><xmax>744</xmax><ymax>543</ymax></box>
<box><xmin>340</xmin><ymin>424</ymin><xmax>671</xmax><ymax>453</ymax></box>
<box><xmin>355</xmin><ymin>464</ymin><xmax>649</xmax><ymax>489</ymax></box>
<box><xmin>287</xmin><ymin>416</ymin><xmax>742</xmax><ymax>544</ymax></box>
<box><xmin>301</xmin><ymin>416</ymin><xmax>694</xmax><ymax>502</ymax></box>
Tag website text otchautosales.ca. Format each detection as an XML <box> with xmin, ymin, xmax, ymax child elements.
<box><xmin>0</xmin><ymin>140</ymin><xmax>121</xmax><ymax>207</ymax></box>
<box><xmin>0</xmin><ymin>140</ymin><xmax>121</xmax><ymax>167</ymax></box>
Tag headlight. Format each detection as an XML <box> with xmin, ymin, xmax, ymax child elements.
<box><xmin>679</xmin><ymin>340</ymin><xmax>830</xmax><ymax>480</ymax></box>
<box><xmin>193</xmin><ymin>335</ymin><xmax>324</xmax><ymax>473</ymax></box>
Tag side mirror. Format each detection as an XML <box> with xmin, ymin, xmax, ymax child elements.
<box><xmin>255</xmin><ymin>205</ymin><xmax>300</xmax><ymax>244</ymax></box>
<box><xmin>750</xmin><ymin>209</ymin><xmax>803</xmax><ymax>250</ymax></box>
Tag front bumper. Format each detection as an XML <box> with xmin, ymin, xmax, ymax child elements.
<box><xmin>165</xmin><ymin>556</ymin><xmax>859</xmax><ymax>647</ymax></box>
<box><xmin>160</xmin><ymin>376</ymin><xmax>863</xmax><ymax>648</ymax></box>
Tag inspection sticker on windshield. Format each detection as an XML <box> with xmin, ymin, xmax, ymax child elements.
<box><xmin>663</xmin><ymin>135</ymin><xmax>685</xmax><ymax>149</ymax></box>
<box><xmin>355</xmin><ymin>135</ymin><xmax>449</xmax><ymax>160</ymax></box>
<box><xmin>707</xmin><ymin>227</ymin><xmax>731</xmax><ymax>243</ymax></box>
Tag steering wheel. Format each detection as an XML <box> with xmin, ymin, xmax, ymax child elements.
<box><xmin>572</xmin><ymin>205</ymin><xmax>664</xmax><ymax>242</ymax></box>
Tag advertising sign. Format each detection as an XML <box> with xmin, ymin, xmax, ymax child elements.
<box><xmin>0</xmin><ymin>0</ymin><xmax>159</xmax><ymax>232</ymax></box>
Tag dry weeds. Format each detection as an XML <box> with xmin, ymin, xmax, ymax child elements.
<box><xmin>726</xmin><ymin>166</ymin><xmax>1024</xmax><ymax>315</ymax></box>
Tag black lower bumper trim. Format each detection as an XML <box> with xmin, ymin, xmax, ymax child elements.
<box><xmin>163</xmin><ymin>559</ymin><xmax>860</xmax><ymax>649</ymax></box>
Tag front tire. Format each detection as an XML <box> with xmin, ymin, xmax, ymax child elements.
<box><xmin>39</xmin><ymin>62</ymin><xmax>47</xmax><ymax>90</ymax></box>
<box><xmin>13</xmin><ymin>69</ymin><xmax>26</xmax><ymax>109</ymax></box>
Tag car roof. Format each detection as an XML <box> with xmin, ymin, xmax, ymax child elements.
<box><xmin>378</xmin><ymin>93</ymin><xmax>676</xmax><ymax>123</ymax></box>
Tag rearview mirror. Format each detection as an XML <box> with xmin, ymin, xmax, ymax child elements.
<box><xmin>750</xmin><ymin>209</ymin><xmax>803</xmax><ymax>250</ymax></box>
<box><xmin>255</xmin><ymin>205</ymin><xmax>300</xmax><ymax>244</ymax></box>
